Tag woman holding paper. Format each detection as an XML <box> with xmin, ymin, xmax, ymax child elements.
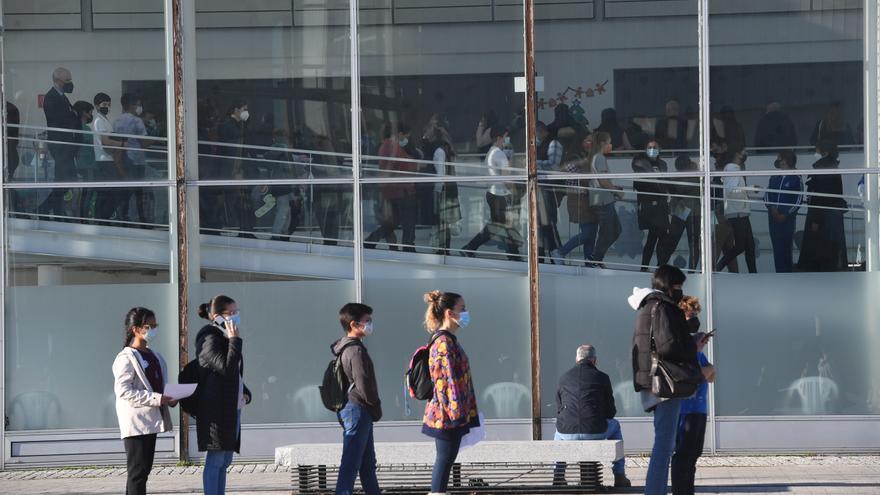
<box><xmin>112</xmin><ymin>307</ymin><xmax>176</xmax><ymax>495</ymax></box>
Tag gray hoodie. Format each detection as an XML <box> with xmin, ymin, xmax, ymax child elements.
<box><xmin>332</xmin><ymin>336</ymin><xmax>382</xmax><ymax>421</ymax></box>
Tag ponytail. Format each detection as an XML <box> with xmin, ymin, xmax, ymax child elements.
<box><xmin>423</xmin><ymin>290</ymin><xmax>462</xmax><ymax>332</ymax></box>
<box><xmin>123</xmin><ymin>307</ymin><xmax>155</xmax><ymax>347</ymax></box>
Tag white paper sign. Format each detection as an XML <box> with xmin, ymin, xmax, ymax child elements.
<box><xmin>164</xmin><ymin>383</ymin><xmax>197</xmax><ymax>400</ymax></box>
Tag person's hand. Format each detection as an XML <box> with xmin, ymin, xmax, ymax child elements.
<box><xmin>702</xmin><ymin>364</ymin><xmax>716</xmax><ymax>383</ymax></box>
<box><xmin>160</xmin><ymin>395</ymin><xmax>176</xmax><ymax>406</ymax></box>
<box><xmin>224</xmin><ymin>318</ymin><xmax>240</xmax><ymax>338</ymax></box>
<box><xmin>772</xmin><ymin>209</ymin><xmax>786</xmax><ymax>223</ymax></box>
<box><xmin>244</xmin><ymin>391</ymin><xmax>252</xmax><ymax>405</ymax></box>
<box><xmin>614</xmin><ymin>189</ymin><xmax>625</xmax><ymax>200</ymax></box>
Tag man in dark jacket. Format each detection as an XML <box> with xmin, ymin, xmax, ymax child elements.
<box><xmin>554</xmin><ymin>345</ymin><xmax>630</xmax><ymax>488</ymax></box>
<box><xmin>333</xmin><ymin>303</ymin><xmax>382</xmax><ymax>495</ymax></box>
<box><xmin>40</xmin><ymin>67</ymin><xmax>81</xmax><ymax>217</ymax></box>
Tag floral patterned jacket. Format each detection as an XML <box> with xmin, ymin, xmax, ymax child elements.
<box><xmin>421</xmin><ymin>331</ymin><xmax>479</xmax><ymax>438</ymax></box>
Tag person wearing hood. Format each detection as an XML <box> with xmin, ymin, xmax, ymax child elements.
<box><xmin>195</xmin><ymin>294</ymin><xmax>252</xmax><ymax>495</ymax></box>
<box><xmin>797</xmin><ymin>140</ymin><xmax>848</xmax><ymax>272</ymax></box>
<box><xmin>628</xmin><ymin>265</ymin><xmax>698</xmax><ymax>495</ymax></box>
<box><xmin>332</xmin><ymin>303</ymin><xmax>382</xmax><ymax>495</ymax></box>
<box><xmin>632</xmin><ymin>140</ymin><xmax>669</xmax><ymax>271</ymax></box>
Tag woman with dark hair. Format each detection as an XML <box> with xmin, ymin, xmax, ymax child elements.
<box><xmin>595</xmin><ymin>108</ymin><xmax>632</xmax><ymax>150</ymax></box>
<box><xmin>476</xmin><ymin>110</ymin><xmax>499</xmax><ymax>155</ymax></box>
<box><xmin>628</xmin><ymin>266</ymin><xmax>698</xmax><ymax>495</ymax></box>
<box><xmin>196</xmin><ymin>295</ymin><xmax>251</xmax><ymax>495</ymax></box>
<box><xmin>112</xmin><ymin>307</ymin><xmax>175</xmax><ymax>495</ymax></box>
<box><xmin>797</xmin><ymin>140</ymin><xmax>848</xmax><ymax>272</ymax></box>
<box><xmin>422</xmin><ymin>290</ymin><xmax>480</xmax><ymax>495</ymax></box>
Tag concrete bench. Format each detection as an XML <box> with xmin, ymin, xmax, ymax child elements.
<box><xmin>276</xmin><ymin>440</ymin><xmax>623</xmax><ymax>493</ymax></box>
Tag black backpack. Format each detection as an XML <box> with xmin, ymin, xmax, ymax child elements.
<box><xmin>319</xmin><ymin>340</ymin><xmax>362</xmax><ymax>412</ymax></box>
<box><xmin>405</xmin><ymin>331</ymin><xmax>451</xmax><ymax>401</ymax></box>
<box><xmin>177</xmin><ymin>358</ymin><xmax>202</xmax><ymax>418</ymax></box>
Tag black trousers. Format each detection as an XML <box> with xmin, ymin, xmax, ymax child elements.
<box><xmin>716</xmin><ymin>215</ymin><xmax>757</xmax><ymax>273</ymax></box>
<box><xmin>671</xmin><ymin>413</ymin><xmax>707</xmax><ymax>495</ymax></box>
<box><xmin>124</xmin><ymin>433</ymin><xmax>157</xmax><ymax>495</ymax></box>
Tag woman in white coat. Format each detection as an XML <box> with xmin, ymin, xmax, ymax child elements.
<box><xmin>112</xmin><ymin>307</ymin><xmax>176</xmax><ymax>495</ymax></box>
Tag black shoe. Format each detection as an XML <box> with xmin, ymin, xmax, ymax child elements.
<box><xmin>613</xmin><ymin>473</ymin><xmax>632</xmax><ymax>488</ymax></box>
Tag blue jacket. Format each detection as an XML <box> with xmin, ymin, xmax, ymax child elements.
<box><xmin>764</xmin><ymin>175</ymin><xmax>803</xmax><ymax>216</ymax></box>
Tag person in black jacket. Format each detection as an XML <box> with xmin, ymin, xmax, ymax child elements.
<box><xmin>797</xmin><ymin>140</ymin><xmax>848</xmax><ymax>272</ymax></box>
<box><xmin>632</xmin><ymin>141</ymin><xmax>670</xmax><ymax>271</ymax></box>
<box><xmin>196</xmin><ymin>294</ymin><xmax>251</xmax><ymax>495</ymax></box>
<box><xmin>628</xmin><ymin>265</ymin><xmax>698</xmax><ymax>495</ymax></box>
<box><xmin>40</xmin><ymin>67</ymin><xmax>81</xmax><ymax>218</ymax></box>
<box><xmin>553</xmin><ymin>345</ymin><xmax>630</xmax><ymax>488</ymax></box>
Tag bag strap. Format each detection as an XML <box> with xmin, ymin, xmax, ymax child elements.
<box><xmin>648</xmin><ymin>301</ymin><xmax>661</xmax><ymax>354</ymax></box>
<box><xmin>429</xmin><ymin>329</ymin><xmax>454</xmax><ymax>347</ymax></box>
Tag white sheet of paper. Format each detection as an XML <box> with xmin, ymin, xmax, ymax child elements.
<box><xmin>164</xmin><ymin>383</ymin><xmax>197</xmax><ymax>400</ymax></box>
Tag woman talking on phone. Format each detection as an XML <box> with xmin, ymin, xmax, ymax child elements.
<box><xmin>113</xmin><ymin>307</ymin><xmax>176</xmax><ymax>495</ymax></box>
<box><xmin>196</xmin><ymin>294</ymin><xmax>252</xmax><ymax>495</ymax></box>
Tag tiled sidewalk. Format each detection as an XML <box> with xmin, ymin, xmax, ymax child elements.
<box><xmin>2</xmin><ymin>456</ymin><xmax>879</xmax><ymax>494</ymax></box>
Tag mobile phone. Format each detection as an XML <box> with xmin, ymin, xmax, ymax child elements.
<box><xmin>706</xmin><ymin>329</ymin><xmax>717</xmax><ymax>337</ymax></box>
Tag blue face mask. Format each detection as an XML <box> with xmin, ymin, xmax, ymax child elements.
<box><xmin>144</xmin><ymin>326</ymin><xmax>158</xmax><ymax>343</ymax></box>
<box><xmin>399</xmin><ymin>138</ymin><xmax>409</xmax><ymax>148</ymax></box>
<box><xmin>456</xmin><ymin>311</ymin><xmax>470</xmax><ymax>329</ymax></box>
<box><xmin>503</xmin><ymin>136</ymin><xmax>511</xmax><ymax>146</ymax></box>
<box><xmin>646</xmin><ymin>147</ymin><xmax>660</xmax><ymax>158</ymax></box>
<box><xmin>229</xmin><ymin>313</ymin><xmax>241</xmax><ymax>328</ymax></box>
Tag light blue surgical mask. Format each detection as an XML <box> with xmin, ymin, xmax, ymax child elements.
<box><xmin>363</xmin><ymin>321</ymin><xmax>374</xmax><ymax>336</ymax></box>
<box><xmin>646</xmin><ymin>147</ymin><xmax>660</xmax><ymax>158</ymax></box>
<box><xmin>144</xmin><ymin>326</ymin><xmax>158</xmax><ymax>343</ymax></box>
<box><xmin>456</xmin><ymin>311</ymin><xmax>470</xmax><ymax>329</ymax></box>
<box><xmin>503</xmin><ymin>136</ymin><xmax>511</xmax><ymax>146</ymax></box>
<box><xmin>399</xmin><ymin>138</ymin><xmax>409</xmax><ymax>148</ymax></box>
<box><xmin>229</xmin><ymin>313</ymin><xmax>241</xmax><ymax>328</ymax></box>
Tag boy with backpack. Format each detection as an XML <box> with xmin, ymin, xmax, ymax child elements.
<box><xmin>328</xmin><ymin>303</ymin><xmax>382</xmax><ymax>495</ymax></box>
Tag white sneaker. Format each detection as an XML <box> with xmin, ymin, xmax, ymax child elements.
<box><xmin>549</xmin><ymin>249</ymin><xmax>561</xmax><ymax>260</ymax></box>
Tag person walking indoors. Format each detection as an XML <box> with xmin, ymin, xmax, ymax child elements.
<box><xmin>422</xmin><ymin>291</ymin><xmax>480</xmax><ymax>495</ymax></box>
<box><xmin>112</xmin><ymin>307</ymin><xmax>176</xmax><ymax>495</ymax></box>
<box><xmin>628</xmin><ymin>265</ymin><xmax>699</xmax><ymax>495</ymax></box>
<box><xmin>332</xmin><ymin>303</ymin><xmax>383</xmax><ymax>495</ymax></box>
<box><xmin>196</xmin><ymin>295</ymin><xmax>252</xmax><ymax>495</ymax></box>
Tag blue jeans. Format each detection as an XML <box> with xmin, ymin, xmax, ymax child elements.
<box><xmin>768</xmin><ymin>212</ymin><xmax>796</xmax><ymax>273</ymax></box>
<box><xmin>559</xmin><ymin>222</ymin><xmax>598</xmax><ymax>259</ymax></box>
<box><xmin>431</xmin><ymin>433</ymin><xmax>464</xmax><ymax>492</ymax></box>
<box><xmin>553</xmin><ymin>419</ymin><xmax>626</xmax><ymax>476</ymax></box>
<box><xmin>645</xmin><ymin>398</ymin><xmax>682</xmax><ymax>495</ymax></box>
<box><xmin>335</xmin><ymin>402</ymin><xmax>380</xmax><ymax>495</ymax></box>
<box><xmin>203</xmin><ymin>410</ymin><xmax>241</xmax><ymax>495</ymax></box>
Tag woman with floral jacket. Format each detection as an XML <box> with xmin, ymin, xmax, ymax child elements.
<box><xmin>421</xmin><ymin>290</ymin><xmax>480</xmax><ymax>495</ymax></box>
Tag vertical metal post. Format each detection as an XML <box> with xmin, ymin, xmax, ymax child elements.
<box><xmin>167</xmin><ymin>0</ymin><xmax>190</xmax><ymax>462</ymax></box>
<box><xmin>697</xmin><ymin>0</ymin><xmax>716</xmax><ymax>454</ymax></box>
<box><xmin>865</xmin><ymin>0</ymin><xmax>879</xmax><ymax>272</ymax></box>
<box><xmin>523</xmin><ymin>0</ymin><xmax>541</xmax><ymax>441</ymax></box>
<box><xmin>350</xmin><ymin>0</ymin><xmax>363</xmax><ymax>302</ymax></box>
<box><xmin>0</xmin><ymin>0</ymin><xmax>7</xmax><ymax>471</ymax></box>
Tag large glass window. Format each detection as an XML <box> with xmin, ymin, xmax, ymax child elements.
<box><xmin>2</xmin><ymin>2</ymin><xmax>174</xmax><ymax>432</ymax></box>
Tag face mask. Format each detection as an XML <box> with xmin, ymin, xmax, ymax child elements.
<box><xmin>147</xmin><ymin>119</ymin><xmax>157</xmax><ymax>128</ymax></box>
<box><xmin>646</xmin><ymin>148</ymin><xmax>660</xmax><ymax>158</ymax></box>
<box><xmin>135</xmin><ymin>105</ymin><xmax>143</xmax><ymax>116</ymax></box>
<box><xmin>686</xmin><ymin>317</ymin><xmax>701</xmax><ymax>334</ymax></box>
<box><xmin>814</xmin><ymin>152</ymin><xmax>823</xmax><ymax>160</ymax></box>
<box><xmin>362</xmin><ymin>321</ymin><xmax>374</xmax><ymax>336</ymax></box>
<box><xmin>98</xmin><ymin>106</ymin><xmax>109</xmax><ymax>116</ymax></box>
<box><xmin>229</xmin><ymin>314</ymin><xmax>241</xmax><ymax>328</ymax></box>
<box><xmin>670</xmin><ymin>289</ymin><xmax>684</xmax><ymax>303</ymax></box>
<box><xmin>144</xmin><ymin>326</ymin><xmax>159</xmax><ymax>343</ymax></box>
<box><xmin>399</xmin><ymin>138</ymin><xmax>409</xmax><ymax>148</ymax></box>
<box><xmin>239</xmin><ymin>110</ymin><xmax>250</xmax><ymax>122</ymax></box>
<box><xmin>62</xmin><ymin>81</ymin><xmax>74</xmax><ymax>93</ymax></box>
<box><xmin>503</xmin><ymin>136</ymin><xmax>511</xmax><ymax>146</ymax></box>
<box><xmin>456</xmin><ymin>311</ymin><xmax>471</xmax><ymax>329</ymax></box>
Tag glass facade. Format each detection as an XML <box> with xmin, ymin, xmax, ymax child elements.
<box><xmin>1</xmin><ymin>0</ymin><xmax>879</xmax><ymax>464</ymax></box>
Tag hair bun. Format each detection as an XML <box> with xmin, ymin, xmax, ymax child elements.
<box><xmin>197</xmin><ymin>303</ymin><xmax>211</xmax><ymax>320</ymax></box>
<box><xmin>423</xmin><ymin>290</ymin><xmax>442</xmax><ymax>304</ymax></box>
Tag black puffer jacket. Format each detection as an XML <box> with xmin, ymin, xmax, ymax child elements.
<box><xmin>630</xmin><ymin>290</ymin><xmax>698</xmax><ymax>392</ymax></box>
<box><xmin>195</xmin><ymin>324</ymin><xmax>250</xmax><ymax>452</ymax></box>
<box><xmin>555</xmin><ymin>361</ymin><xmax>616</xmax><ymax>435</ymax></box>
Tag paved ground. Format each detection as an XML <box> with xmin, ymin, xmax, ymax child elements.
<box><xmin>1</xmin><ymin>456</ymin><xmax>879</xmax><ymax>494</ymax></box>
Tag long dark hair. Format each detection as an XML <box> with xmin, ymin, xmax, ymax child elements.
<box><xmin>197</xmin><ymin>294</ymin><xmax>236</xmax><ymax>321</ymax></box>
<box><xmin>123</xmin><ymin>307</ymin><xmax>155</xmax><ymax>347</ymax></box>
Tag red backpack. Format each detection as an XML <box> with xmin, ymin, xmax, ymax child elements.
<box><xmin>405</xmin><ymin>331</ymin><xmax>451</xmax><ymax>400</ymax></box>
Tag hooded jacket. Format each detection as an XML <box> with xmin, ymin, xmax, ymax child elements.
<box><xmin>332</xmin><ymin>336</ymin><xmax>382</xmax><ymax>421</ymax></box>
<box><xmin>628</xmin><ymin>288</ymin><xmax>698</xmax><ymax>392</ymax></box>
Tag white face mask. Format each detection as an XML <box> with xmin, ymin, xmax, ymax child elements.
<box><xmin>814</xmin><ymin>152</ymin><xmax>823</xmax><ymax>160</ymax></box>
<box><xmin>143</xmin><ymin>326</ymin><xmax>158</xmax><ymax>343</ymax></box>
<box><xmin>239</xmin><ymin>110</ymin><xmax>250</xmax><ymax>122</ymax></box>
<box><xmin>135</xmin><ymin>105</ymin><xmax>143</xmax><ymax>116</ymax></box>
